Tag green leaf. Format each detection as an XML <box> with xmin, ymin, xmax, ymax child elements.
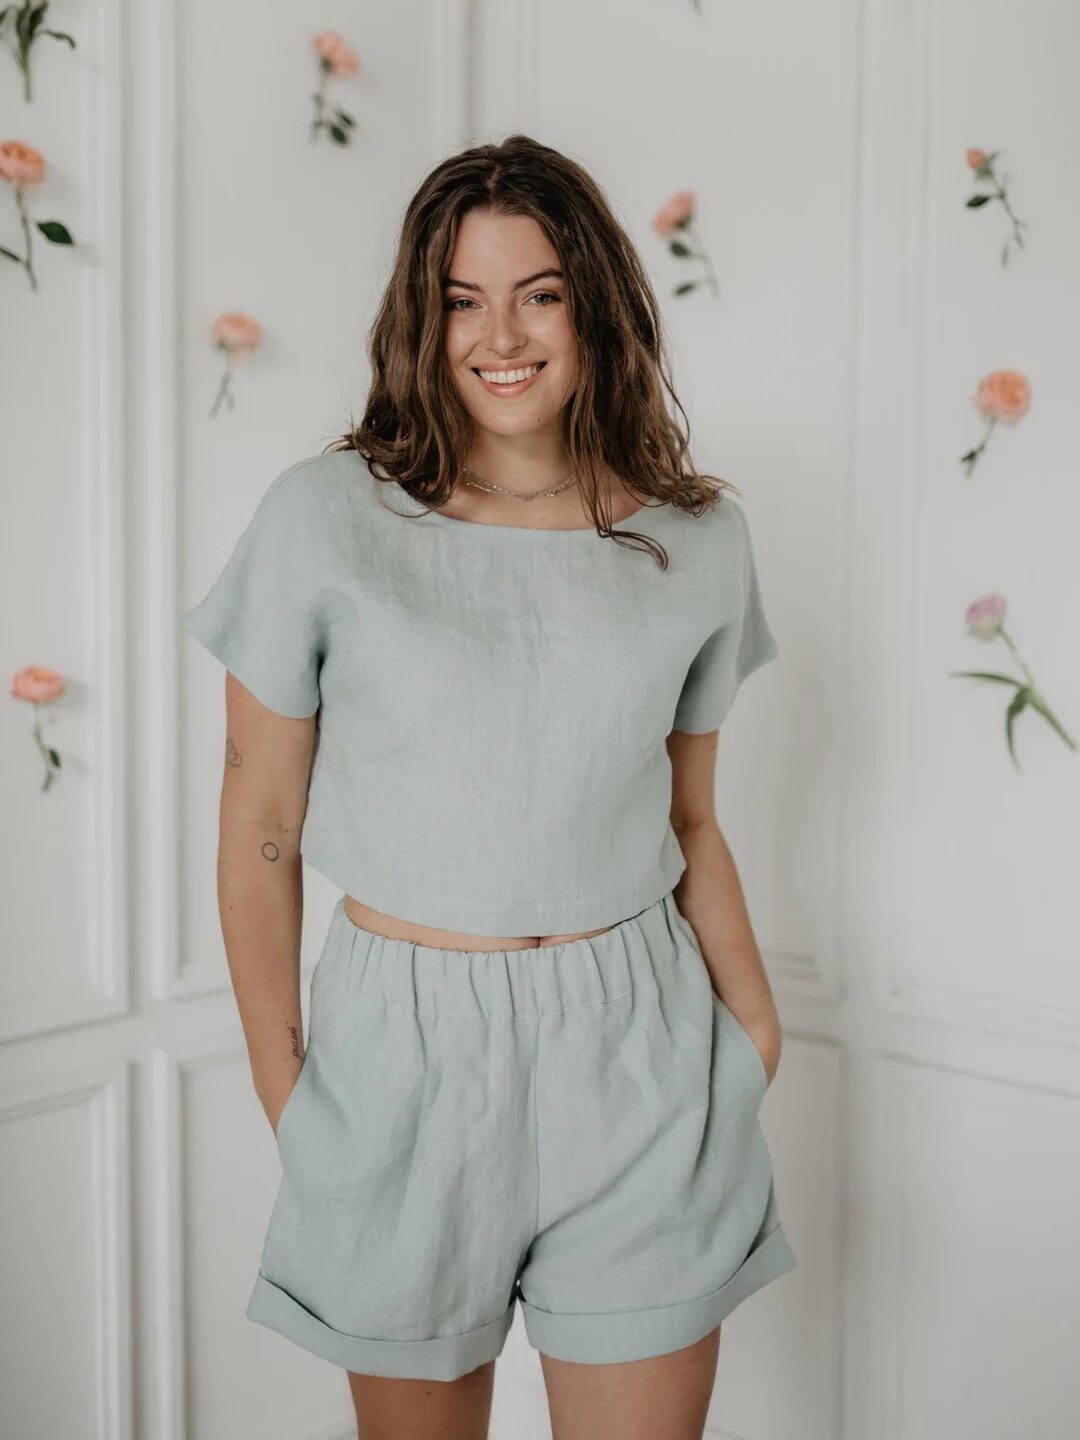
<box><xmin>1026</xmin><ymin>692</ymin><xmax>1078</xmax><ymax>751</ymax></box>
<box><xmin>42</xmin><ymin>28</ymin><xmax>76</xmax><ymax>48</ymax></box>
<box><xmin>1004</xmin><ymin>688</ymin><xmax>1029</xmax><ymax>767</ymax></box>
<box><xmin>673</xmin><ymin>281</ymin><xmax>698</xmax><ymax>295</ymax></box>
<box><xmin>329</xmin><ymin>124</ymin><xmax>349</xmax><ymax>144</ymax></box>
<box><xmin>947</xmin><ymin>670</ymin><xmax>1021</xmax><ymax>687</ymax></box>
<box><xmin>0</xmin><ymin>242</ymin><xmax>22</xmax><ymax>261</ymax></box>
<box><xmin>48</xmin><ymin>748</ymin><xmax>61</xmax><ymax>767</ymax></box>
<box><xmin>27</xmin><ymin>2</ymin><xmax>47</xmax><ymax>38</ymax></box>
<box><xmin>37</xmin><ymin>219</ymin><xmax>74</xmax><ymax>244</ymax></box>
<box><xmin>669</xmin><ymin>239</ymin><xmax>691</xmax><ymax>257</ymax></box>
<box><xmin>965</xmin><ymin>194</ymin><xmax>992</xmax><ymax>208</ymax></box>
<box><xmin>336</xmin><ymin>109</ymin><xmax>356</xmax><ymax>127</ymax></box>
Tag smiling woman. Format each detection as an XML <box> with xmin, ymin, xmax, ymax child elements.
<box><xmin>182</xmin><ymin>132</ymin><xmax>794</xmax><ymax>1435</ymax></box>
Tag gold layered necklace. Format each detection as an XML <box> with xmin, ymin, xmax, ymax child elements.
<box><xmin>461</xmin><ymin>465</ymin><xmax>580</xmax><ymax>502</ymax></box>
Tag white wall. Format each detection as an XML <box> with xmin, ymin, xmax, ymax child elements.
<box><xmin>2</xmin><ymin>1</ymin><xmax>1078</xmax><ymax>1437</ymax></box>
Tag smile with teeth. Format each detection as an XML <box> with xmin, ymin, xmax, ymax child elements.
<box><xmin>473</xmin><ymin>361</ymin><xmax>546</xmax><ymax>387</ymax></box>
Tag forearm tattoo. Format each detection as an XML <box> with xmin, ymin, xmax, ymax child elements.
<box><xmin>287</xmin><ymin>1023</ymin><xmax>302</xmax><ymax>1059</ymax></box>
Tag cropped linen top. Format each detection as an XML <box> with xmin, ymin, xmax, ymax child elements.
<box><xmin>181</xmin><ymin>450</ymin><xmax>779</xmax><ymax>935</ymax></box>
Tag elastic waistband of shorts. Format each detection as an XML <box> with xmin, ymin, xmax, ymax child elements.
<box><xmin>319</xmin><ymin>888</ymin><xmax>696</xmax><ymax>1019</ymax></box>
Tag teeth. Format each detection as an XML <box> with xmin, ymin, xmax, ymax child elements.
<box><xmin>477</xmin><ymin>363</ymin><xmax>542</xmax><ymax>384</ymax></box>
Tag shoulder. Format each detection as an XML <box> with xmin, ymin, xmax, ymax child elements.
<box><xmin>245</xmin><ymin>449</ymin><xmax>372</xmax><ymax>541</ymax></box>
<box><xmin>255</xmin><ymin>449</ymin><xmax>364</xmax><ymax>510</ymax></box>
<box><xmin>671</xmin><ymin>488</ymin><xmax>753</xmax><ymax>565</ymax></box>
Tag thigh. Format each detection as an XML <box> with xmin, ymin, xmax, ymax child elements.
<box><xmin>347</xmin><ymin>1358</ymin><xmax>496</xmax><ymax>1440</ymax></box>
<box><xmin>539</xmin><ymin>1324</ymin><xmax>721</xmax><ymax>1440</ymax></box>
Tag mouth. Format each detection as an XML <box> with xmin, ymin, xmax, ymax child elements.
<box><xmin>471</xmin><ymin>360</ymin><xmax>547</xmax><ymax>396</ymax></box>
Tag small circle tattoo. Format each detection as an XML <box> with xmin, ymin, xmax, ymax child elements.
<box><xmin>261</xmin><ymin>842</ymin><xmax>280</xmax><ymax>862</ymax></box>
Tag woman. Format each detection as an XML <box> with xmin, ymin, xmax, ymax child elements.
<box><xmin>183</xmin><ymin>134</ymin><xmax>796</xmax><ymax>1440</ymax></box>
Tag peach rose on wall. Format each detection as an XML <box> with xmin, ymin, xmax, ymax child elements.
<box><xmin>960</xmin><ymin>369</ymin><xmax>1031</xmax><ymax>476</ymax></box>
<box><xmin>964</xmin><ymin>147</ymin><xmax>1028</xmax><ymax>267</ymax></box>
<box><xmin>0</xmin><ymin>139</ymin><xmax>75</xmax><ymax>291</ymax></box>
<box><xmin>949</xmin><ymin>594</ymin><xmax>1075</xmax><ymax>769</ymax></box>
<box><xmin>209</xmin><ymin>311</ymin><xmax>263</xmax><ymax>418</ymax></box>
<box><xmin>11</xmin><ymin>664</ymin><xmax>65</xmax><ymax>792</ymax></box>
<box><xmin>311</xmin><ymin>31</ymin><xmax>360</xmax><ymax>145</ymax></box>
<box><xmin>652</xmin><ymin>189</ymin><xmax>719</xmax><ymax>299</ymax></box>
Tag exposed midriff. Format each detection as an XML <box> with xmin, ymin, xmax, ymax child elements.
<box><xmin>343</xmin><ymin>895</ymin><xmax>618</xmax><ymax>951</ymax></box>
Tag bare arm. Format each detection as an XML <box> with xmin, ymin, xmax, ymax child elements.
<box><xmin>667</xmin><ymin>727</ymin><xmax>782</xmax><ymax>1086</ymax></box>
<box><xmin>216</xmin><ymin>671</ymin><xmax>319</xmax><ymax>1134</ymax></box>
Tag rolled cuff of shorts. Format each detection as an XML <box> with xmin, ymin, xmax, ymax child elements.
<box><xmin>246</xmin><ymin>1271</ymin><xmax>516</xmax><ymax>1381</ymax></box>
<box><xmin>519</xmin><ymin>1222</ymin><xmax>797</xmax><ymax>1365</ymax></box>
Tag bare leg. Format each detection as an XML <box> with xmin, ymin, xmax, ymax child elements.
<box><xmin>346</xmin><ymin>1357</ymin><xmax>496</xmax><ymax>1440</ymax></box>
<box><xmin>539</xmin><ymin>1324</ymin><xmax>721</xmax><ymax>1440</ymax></box>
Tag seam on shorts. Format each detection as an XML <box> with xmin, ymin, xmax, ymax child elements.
<box><xmin>340</xmin><ymin>951</ymin><xmax>687</xmax><ymax>1021</ymax></box>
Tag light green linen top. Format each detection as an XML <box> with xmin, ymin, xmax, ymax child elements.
<box><xmin>181</xmin><ymin>450</ymin><xmax>778</xmax><ymax>935</ymax></box>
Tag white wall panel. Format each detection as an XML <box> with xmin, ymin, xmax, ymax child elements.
<box><xmin>0</xmin><ymin>1064</ymin><xmax>130</xmax><ymax>1440</ymax></box>
<box><xmin>873</xmin><ymin>1059</ymin><xmax>1080</xmax><ymax>1439</ymax></box>
<box><xmin>0</xmin><ymin>0</ymin><xmax>128</xmax><ymax>1042</ymax></box>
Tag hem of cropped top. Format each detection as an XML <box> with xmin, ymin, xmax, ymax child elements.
<box><xmin>299</xmin><ymin>835</ymin><xmax>690</xmax><ymax>937</ymax></box>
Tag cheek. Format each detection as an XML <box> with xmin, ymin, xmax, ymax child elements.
<box><xmin>443</xmin><ymin>319</ymin><xmax>471</xmax><ymax>363</ymax></box>
<box><xmin>540</xmin><ymin>312</ymin><xmax>578</xmax><ymax>366</ymax></box>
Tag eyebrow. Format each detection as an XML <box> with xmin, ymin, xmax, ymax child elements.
<box><xmin>442</xmin><ymin>268</ymin><xmax>565</xmax><ymax>294</ymax></box>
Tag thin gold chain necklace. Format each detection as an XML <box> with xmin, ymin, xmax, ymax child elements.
<box><xmin>461</xmin><ymin>465</ymin><xmax>580</xmax><ymax>502</ymax></box>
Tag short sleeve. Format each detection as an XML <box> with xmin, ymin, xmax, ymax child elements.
<box><xmin>671</xmin><ymin>501</ymin><xmax>779</xmax><ymax>734</ymax></box>
<box><xmin>181</xmin><ymin>461</ymin><xmax>327</xmax><ymax>719</ymax></box>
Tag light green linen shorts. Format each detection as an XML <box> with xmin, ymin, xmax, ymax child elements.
<box><xmin>246</xmin><ymin>889</ymin><xmax>797</xmax><ymax>1380</ymax></box>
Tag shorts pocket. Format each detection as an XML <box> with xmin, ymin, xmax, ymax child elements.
<box><xmin>713</xmin><ymin>994</ymin><xmax>768</xmax><ymax>1108</ymax></box>
<box><xmin>273</xmin><ymin>935</ymin><xmax>339</xmax><ymax>1155</ymax></box>
<box><xmin>274</xmin><ymin>1050</ymin><xmax>314</xmax><ymax>1153</ymax></box>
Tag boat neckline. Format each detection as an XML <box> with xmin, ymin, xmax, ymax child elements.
<box><xmin>388</xmin><ymin>479</ymin><xmax>670</xmax><ymax>536</ymax></box>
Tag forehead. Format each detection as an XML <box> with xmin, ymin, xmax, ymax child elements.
<box><xmin>445</xmin><ymin>209</ymin><xmax>561</xmax><ymax>287</ymax></box>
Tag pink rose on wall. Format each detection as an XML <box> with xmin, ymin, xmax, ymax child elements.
<box><xmin>0</xmin><ymin>1</ymin><xmax>77</xmax><ymax>103</ymax></box>
<box><xmin>949</xmin><ymin>594</ymin><xmax>1075</xmax><ymax>769</ymax></box>
<box><xmin>11</xmin><ymin>664</ymin><xmax>65</xmax><ymax>792</ymax></box>
<box><xmin>209</xmin><ymin>311</ymin><xmax>263</xmax><ymax>418</ymax></box>
<box><xmin>0</xmin><ymin>140</ymin><xmax>75</xmax><ymax>291</ymax></box>
<box><xmin>311</xmin><ymin>31</ymin><xmax>360</xmax><ymax>145</ymax></box>
<box><xmin>652</xmin><ymin>190</ymin><xmax>719</xmax><ymax>299</ymax></box>
<box><xmin>964</xmin><ymin>147</ymin><xmax>1028</xmax><ymax>267</ymax></box>
<box><xmin>960</xmin><ymin>368</ymin><xmax>1031</xmax><ymax>476</ymax></box>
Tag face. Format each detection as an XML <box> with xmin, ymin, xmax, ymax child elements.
<box><xmin>442</xmin><ymin>208</ymin><xmax>578</xmax><ymax>437</ymax></box>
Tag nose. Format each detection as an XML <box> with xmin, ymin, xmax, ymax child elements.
<box><xmin>482</xmin><ymin>304</ymin><xmax>529</xmax><ymax>360</ymax></box>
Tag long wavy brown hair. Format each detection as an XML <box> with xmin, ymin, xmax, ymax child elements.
<box><xmin>325</xmin><ymin>133</ymin><xmax>738</xmax><ymax>567</ymax></box>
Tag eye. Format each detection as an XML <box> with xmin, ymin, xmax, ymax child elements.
<box><xmin>528</xmin><ymin>291</ymin><xmax>560</xmax><ymax>305</ymax></box>
<box><xmin>445</xmin><ymin>296</ymin><xmax>476</xmax><ymax>311</ymax></box>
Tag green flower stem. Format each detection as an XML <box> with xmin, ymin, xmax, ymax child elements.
<box><xmin>961</xmin><ymin>416</ymin><xmax>995</xmax><ymax>475</ymax></box>
<box><xmin>682</xmin><ymin>222</ymin><xmax>719</xmax><ymax>297</ymax></box>
<box><xmin>209</xmin><ymin>366</ymin><xmax>233</xmax><ymax>418</ymax></box>
<box><xmin>32</xmin><ymin>714</ymin><xmax>59</xmax><ymax>792</ymax></box>
<box><xmin>984</xmin><ymin>165</ymin><xmax>1027</xmax><ymax>260</ymax></box>
<box><xmin>996</xmin><ymin>626</ymin><xmax>1034</xmax><ymax>688</ymax></box>
<box><xmin>311</xmin><ymin>70</ymin><xmax>328</xmax><ymax>141</ymax></box>
<box><xmin>15</xmin><ymin>186</ymin><xmax>37</xmax><ymax>290</ymax></box>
